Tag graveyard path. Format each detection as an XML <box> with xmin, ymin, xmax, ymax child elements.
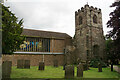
<box><xmin>113</xmin><ymin>65</ymin><xmax>120</xmax><ymax>74</ymax></box>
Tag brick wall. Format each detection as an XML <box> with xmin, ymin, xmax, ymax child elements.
<box><xmin>50</xmin><ymin>39</ymin><xmax>65</xmax><ymax>53</ymax></box>
<box><xmin>2</xmin><ymin>54</ymin><xmax>64</xmax><ymax>66</ymax></box>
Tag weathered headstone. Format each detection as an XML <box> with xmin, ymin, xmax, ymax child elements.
<box><xmin>53</xmin><ymin>59</ymin><xmax>58</xmax><ymax>67</ymax></box>
<box><xmin>17</xmin><ymin>59</ymin><xmax>24</xmax><ymax>68</ymax></box>
<box><xmin>38</xmin><ymin>62</ymin><xmax>45</xmax><ymax>70</ymax></box>
<box><xmin>83</xmin><ymin>63</ymin><xmax>88</xmax><ymax>71</ymax></box>
<box><xmin>2</xmin><ymin>61</ymin><xmax>12</xmax><ymax>79</ymax></box>
<box><xmin>111</xmin><ymin>63</ymin><xmax>113</xmax><ymax>71</ymax></box>
<box><xmin>24</xmin><ymin>60</ymin><xmax>30</xmax><ymax>69</ymax></box>
<box><xmin>86</xmin><ymin>60</ymin><xmax>90</xmax><ymax>70</ymax></box>
<box><xmin>98</xmin><ymin>63</ymin><xmax>102</xmax><ymax>72</ymax></box>
<box><xmin>77</xmin><ymin>63</ymin><xmax>83</xmax><ymax>77</ymax></box>
<box><xmin>63</xmin><ymin>64</ymin><xmax>67</xmax><ymax>70</ymax></box>
<box><xmin>65</xmin><ymin>65</ymin><xmax>74</xmax><ymax>78</ymax></box>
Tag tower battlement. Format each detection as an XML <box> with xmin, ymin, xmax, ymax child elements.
<box><xmin>75</xmin><ymin>4</ymin><xmax>101</xmax><ymax>15</ymax></box>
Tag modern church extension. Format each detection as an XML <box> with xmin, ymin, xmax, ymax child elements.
<box><xmin>16</xmin><ymin>29</ymin><xmax>72</xmax><ymax>53</ymax></box>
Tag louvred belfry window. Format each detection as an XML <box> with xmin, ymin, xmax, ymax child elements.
<box><xmin>79</xmin><ymin>16</ymin><xmax>82</xmax><ymax>25</ymax></box>
<box><xmin>93</xmin><ymin>14</ymin><xmax>97</xmax><ymax>24</ymax></box>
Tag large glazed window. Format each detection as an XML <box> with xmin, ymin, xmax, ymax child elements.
<box><xmin>79</xmin><ymin>16</ymin><xmax>82</xmax><ymax>25</ymax></box>
<box><xmin>93</xmin><ymin>14</ymin><xmax>97</xmax><ymax>24</ymax></box>
<box><xmin>18</xmin><ymin>37</ymin><xmax>50</xmax><ymax>52</ymax></box>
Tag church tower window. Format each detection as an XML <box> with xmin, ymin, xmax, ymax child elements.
<box><xmin>79</xmin><ymin>16</ymin><xmax>82</xmax><ymax>25</ymax></box>
<box><xmin>93</xmin><ymin>14</ymin><xmax>97</xmax><ymax>24</ymax></box>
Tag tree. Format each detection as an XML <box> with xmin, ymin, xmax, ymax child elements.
<box><xmin>107</xmin><ymin>1</ymin><xmax>120</xmax><ymax>62</ymax></box>
<box><xmin>105</xmin><ymin>38</ymin><xmax>114</xmax><ymax>71</ymax></box>
<box><xmin>1</xmin><ymin>3</ymin><xmax>24</xmax><ymax>54</ymax></box>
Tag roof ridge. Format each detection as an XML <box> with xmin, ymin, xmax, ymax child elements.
<box><xmin>22</xmin><ymin>28</ymin><xmax>72</xmax><ymax>38</ymax></box>
<box><xmin>23</xmin><ymin>28</ymin><xmax>68</xmax><ymax>34</ymax></box>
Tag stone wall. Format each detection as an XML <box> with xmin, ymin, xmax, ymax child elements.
<box><xmin>74</xmin><ymin>4</ymin><xmax>105</xmax><ymax>61</ymax></box>
<box><xmin>2</xmin><ymin>54</ymin><xmax>64</xmax><ymax>66</ymax></box>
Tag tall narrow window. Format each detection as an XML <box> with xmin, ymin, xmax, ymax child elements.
<box><xmin>86</xmin><ymin>35</ymin><xmax>89</xmax><ymax>47</ymax></box>
<box><xmin>93</xmin><ymin>45</ymin><xmax>99</xmax><ymax>57</ymax></box>
<box><xmin>79</xmin><ymin>16</ymin><xmax>82</xmax><ymax>25</ymax></box>
<box><xmin>93</xmin><ymin>14</ymin><xmax>97</xmax><ymax>24</ymax></box>
<box><xmin>80</xmin><ymin>30</ymin><xmax>82</xmax><ymax>36</ymax></box>
<box><xmin>86</xmin><ymin>50</ymin><xmax>89</xmax><ymax>57</ymax></box>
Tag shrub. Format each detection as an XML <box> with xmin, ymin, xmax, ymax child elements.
<box><xmin>90</xmin><ymin>58</ymin><xmax>107</xmax><ymax>68</ymax></box>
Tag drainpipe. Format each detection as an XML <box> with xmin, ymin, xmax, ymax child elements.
<box><xmin>52</xmin><ymin>38</ymin><xmax>55</xmax><ymax>61</ymax></box>
<box><xmin>43</xmin><ymin>54</ymin><xmax>44</xmax><ymax>62</ymax></box>
<box><xmin>52</xmin><ymin>38</ymin><xmax>54</xmax><ymax>54</ymax></box>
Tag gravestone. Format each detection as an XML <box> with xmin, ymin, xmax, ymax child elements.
<box><xmin>24</xmin><ymin>60</ymin><xmax>30</xmax><ymax>69</ymax></box>
<box><xmin>111</xmin><ymin>63</ymin><xmax>113</xmax><ymax>71</ymax></box>
<box><xmin>83</xmin><ymin>63</ymin><xmax>88</xmax><ymax>71</ymax></box>
<box><xmin>38</xmin><ymin>62</ymin><xmax>45</xmax><ymax>70</ymax></box>
<box><xmin>53</xmin><ymin>59</ymin><xmax>58</xmax><ymax>67</ymax></box>
<box><xmin>65</xmin><ymin>65</ymin><xmax>74</xmax><ymax>78</ymax></box>
<box><xmin>86</xmin><ymin>60</ymin><xmax>90</xmax><ymax>70</ymax></box>
<box><xmin>17</xmin><ymin>59</ymin><xmax>24</xmax><ymax>68</ymax></box>
<box><xmin>2</xmin><ymin>61</ymin><xmax>12</xmax><ymax>79</ymax></box>
<box><xmin>77</xmin><ymin>63</ymin><xmax>83</xmax><ymax>77</ymax></box>
<box><xmin>63</xmin><ymin>64</ymin><xmax>67</xmax><ymax>70</ymax></box>
<box><xmin>98</xmin><ymin>63</ymin><xmax>102</xmax><ymax>72</ymax></box>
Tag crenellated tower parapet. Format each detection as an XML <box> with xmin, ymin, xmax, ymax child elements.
<box><xmin>75</xmin><ymin>4</ymin><xmax>102</xmax><ymax>31</ymax></box>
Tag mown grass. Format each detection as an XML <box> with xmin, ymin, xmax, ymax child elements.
<box><xmin>117</xmin><ymin>65</ymin><xmax>120</xmax><ymax>68</ymax></box>
<box><xmin>11</xmin><ymin>66</ymin><xmax>119</xmax><ymax>79</ymax></box>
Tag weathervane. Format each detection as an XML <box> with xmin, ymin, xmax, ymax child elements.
<box><xmin>87</xmin><ymin>0</ymin><xmax>88</xmax><ymax>5</ymax></box>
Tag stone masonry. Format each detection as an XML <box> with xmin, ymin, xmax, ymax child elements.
<box><xmin>74</xmin><ymin>4</ymin><xmax>105</xmax><ymax>61</ymax></box>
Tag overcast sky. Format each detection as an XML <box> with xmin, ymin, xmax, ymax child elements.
<box><xmin>4</xmin><ymin>0</ymin><xmax>115</xmax><ymax>37</ymax></box>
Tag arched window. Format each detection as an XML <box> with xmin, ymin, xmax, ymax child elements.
<box><xmin>79</xmin><ymin>16</ymin><xmax>82</xmax><ymax>25</ymax></box>
<box><xmin>93</xmin><ymin>45</ymin><xmax>99</xmax><ymax>57</ymax></box>
<box><xmin>86</xmin><ymin>35</ymin><xmax>89</xmax><ymax>47</ymax></box>
<box><xmin>93</xmin><ymin>14</ymin><xmax>97</xmax><ymax>24</ymax></box>
<box><xmin>86</xmin><ymin>50</ymin><xmax>89</xmax><ymax>57</ymax></box>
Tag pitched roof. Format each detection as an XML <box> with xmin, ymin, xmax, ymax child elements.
<box><xmin>21</xmin><ymin>29</ymin><xmax>72</xmax><ymax>39</ymax></box>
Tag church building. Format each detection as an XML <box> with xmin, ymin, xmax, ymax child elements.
<box><xmin>2</xmin><ymin>4</ymin><xmax>105</xmax><ymax>66</ymax></box>
<box><xmin>17</xmin><ymin>29</ymin><xmax>72</xmax><ymax>53</ymax></box>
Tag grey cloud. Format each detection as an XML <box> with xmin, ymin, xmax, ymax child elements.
<box><xmin>4</xmin><ymin>0</ymin><xmax>115</xmax><ymax>37</ymax></box>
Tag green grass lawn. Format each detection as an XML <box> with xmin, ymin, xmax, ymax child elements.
<box><xmin>11</xmin><ymin>66</ymin><xmax>119</xmax><ymax>79</ymax></box>
<box><xmin>117</xmin><ymin>65</ymin><xmax>120</xmax><ymax>68</ymax></box>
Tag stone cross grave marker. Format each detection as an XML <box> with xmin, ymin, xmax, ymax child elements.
<box><xmin>2</xmin><ymin>61</ymin><xmax>12</xmax><ymax>79</ymax></box>
<box><xmin>65</xmin><ymin>65</ymin><xmax>74</xmax><ymax>78</ymax></box>
<box><xmin>38</xmin><ymin>62</ymin><xmax>45</xmax><ymax>70</ymax></box>
<box><xmin>77</xmin><ymin>63</ymin><xmax>83</xmax><ymax>77</ymax></box>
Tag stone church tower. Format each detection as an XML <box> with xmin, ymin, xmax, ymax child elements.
<box><xmin>74</xmin><ymin>4</ymin><xmax>105</xmax><ymax>61</ymax></box>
